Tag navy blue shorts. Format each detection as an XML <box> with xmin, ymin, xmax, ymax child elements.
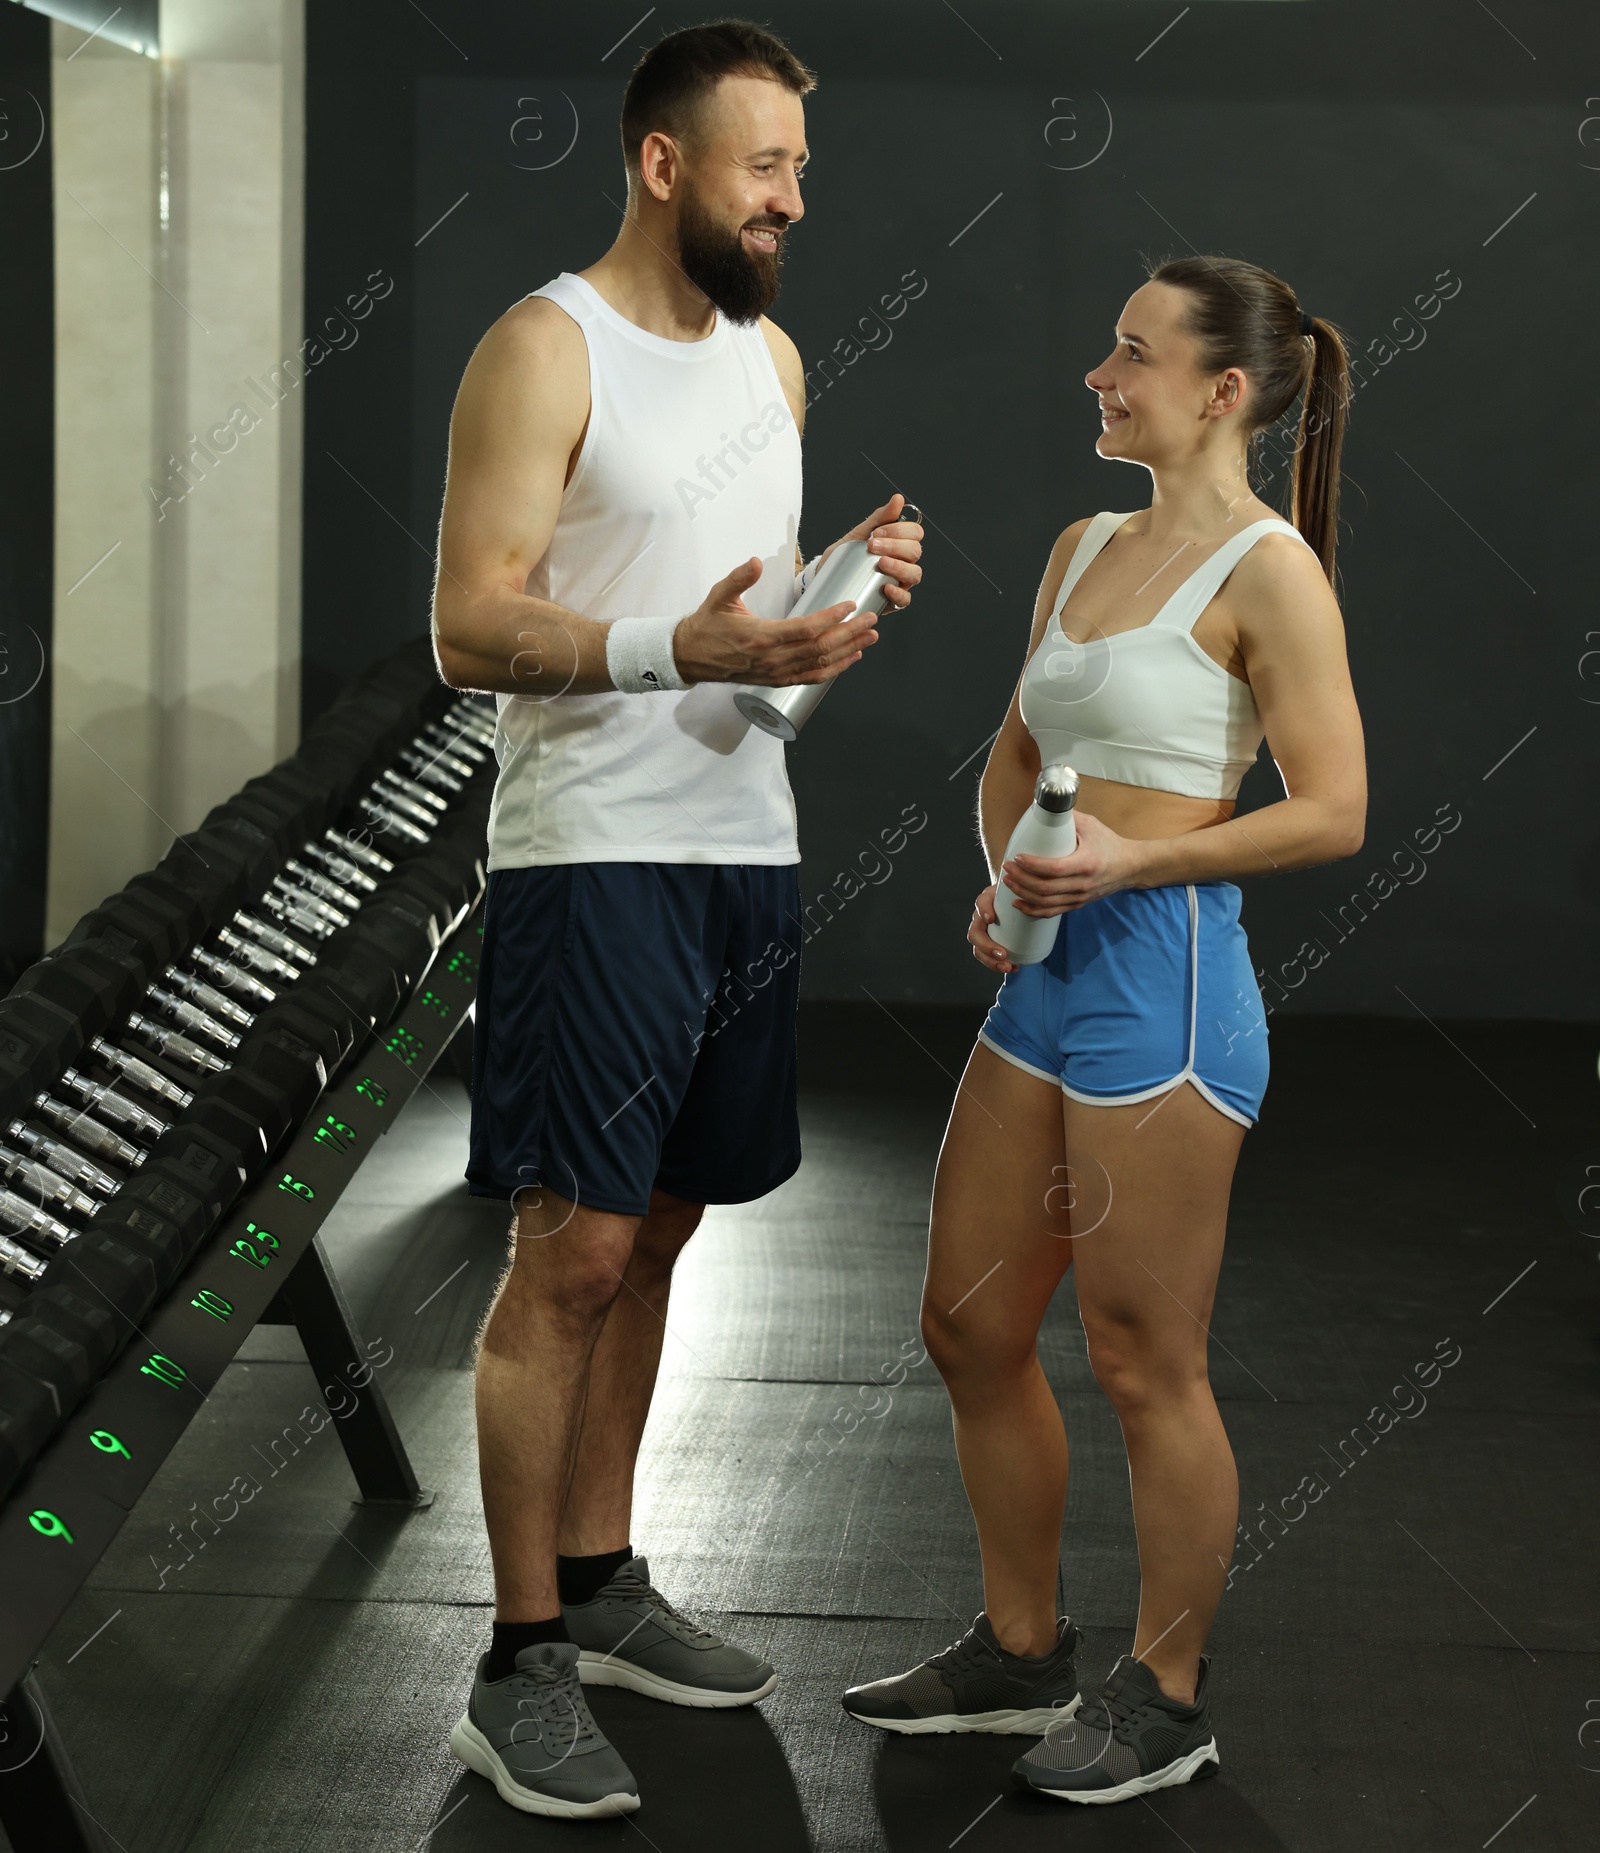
<box><xmin>467</xmin><ymin>863</ymin><xmax>803</xmax><ymax>1216</ymax></box>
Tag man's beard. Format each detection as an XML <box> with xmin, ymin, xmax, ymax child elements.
<box><xmin>675</xmin><ymin>181</ymin><xmax>785</xmax><ymax>325</ymax></box>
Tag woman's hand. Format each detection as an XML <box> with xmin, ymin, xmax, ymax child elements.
<box><xmin>969</xmin><ymin>884</ymin><xmax>1018</xmax><ymax>974</ymax></box>
<box><xmin>1000</xmin><ymin>810</ymin><xmax>1149</xmax><ymax>916</ymax></box>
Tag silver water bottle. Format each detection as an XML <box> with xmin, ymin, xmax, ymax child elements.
<box><xmin>735</xmin><ymin>502</ymin><xmax>921</xmax><ymax>742</ymax></box>
<box><xmin>990</xmin><ymin>763</ymin><xmax>1079</xmax><ymax>965</ymax></box>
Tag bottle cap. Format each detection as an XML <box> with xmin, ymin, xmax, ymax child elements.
<box><xmin>1036</xmin><ymin>763</ymin><xmax>1079</xmax><ymax>812</ymax></box>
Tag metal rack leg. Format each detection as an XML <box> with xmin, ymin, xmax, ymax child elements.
<box><xmin>0</xmin><ymin>1673</ymin><xmax>117</xmax><ymax>1853</ymax></box>
<box><xmin>262</xmin><ymin>1236</ymin><xmax>434</xmax><ymax>1508</ymax></box>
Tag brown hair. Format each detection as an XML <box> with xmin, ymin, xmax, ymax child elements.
<box><xmin>1147</xmin><ymin>254</ymin><xmax>1351</xmax><ymax>582</ymax></box>
<box><xmin>620</xmin><ymin>19</ymin><xmax>817</xmax><ymax>180</ymax></box>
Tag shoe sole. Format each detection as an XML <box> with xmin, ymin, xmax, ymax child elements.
<box><xmin>1031</xmin><ymin>1738</ymin><xmax>1220</xmax><ymax>1804</ymax></box>
<box><xmin>843</xmin><ymin>1694</ymin><xmax>1082</xmax><ymax>1737</ymax></box>
<box><xmin>577</xmin><ymin>1651</ymin><xmax>777</xmax><ymax>1708</ymax></box>
<box><xmin>449</xmin><ymin>1714</ymin><xmax>640</xmax><ymax>1817</ymax></box>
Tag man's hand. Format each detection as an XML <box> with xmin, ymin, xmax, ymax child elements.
<box><xmin>673</xmin><ymin>558</ymin><xmax>880</xmax><ymax>687</ymax></box>
<box><xmin>818</xmin><ymin>492</ymin><xmax>924</xmax><ymax>610</ymax></box>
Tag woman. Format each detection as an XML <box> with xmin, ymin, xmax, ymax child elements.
<box><xmin>841</xmin><ymin>256</ymin><xmax>1366</xmax><ymax>1803</ymax></box>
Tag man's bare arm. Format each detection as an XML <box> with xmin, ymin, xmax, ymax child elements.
<box><xmin>431</xmin><ymin>301</ymin><xmax>607</xmax><ymax>696</ymax></box>
<box><xmin>759</xmin><ymin>314</ymin><xmax>808</xmax><ymax>579</ymax></box>
<box><xmin>432</xmin><ymin>299</ymin><xmax>877</xmax><ymax>696</ymax></box>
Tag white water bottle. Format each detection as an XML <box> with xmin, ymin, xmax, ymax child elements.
<box><xmin>990</xmin><ymin>763</ymin><xmax>1079</xmax><ymax>965</ymax></box>
<box><xmin>734</xmin><ymin>503</ymin><xmax>921</xmax><ymax>742</ymax></box>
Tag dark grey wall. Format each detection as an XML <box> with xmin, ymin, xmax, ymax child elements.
<box><xmin>0</xmin><ymin>5</ymin><xmax>54</xmax><ymax>990</ymax></box>
<box><xmin>304</xmin><ymin>0</ymin><xmax>1600</xmax><ymax>1018</ymax></box>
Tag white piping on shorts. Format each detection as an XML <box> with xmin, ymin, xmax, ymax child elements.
<box><xmin>977</xmin><ymin>1032</ymin><xmax>1057</xmax><ymax>1086</ymax></box>
<box><xmin>983</xmin><ymin>884</ymin><xmax>1254</xmax><ymax>1129</ymax></box>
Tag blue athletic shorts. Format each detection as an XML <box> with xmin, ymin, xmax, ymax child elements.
<box><xmin>467</xmin><ymin>863</ymin><xmax>803</xmax><ymax>1216</ymax></box>
<box><xmin>979</xmin><ymin>881</ymin><xmax>1269</xmax><ymax>1127</ymax></box>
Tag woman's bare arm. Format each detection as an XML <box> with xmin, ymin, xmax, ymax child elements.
<box><xmin>1125</xmin><ymin>535</ymin><xmax>1367</xmax><ymax>887</ymax></box>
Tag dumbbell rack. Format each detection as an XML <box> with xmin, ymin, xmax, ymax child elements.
<box><xmin>0</xmin><ymin>645</ymin><xmax>500</xmax><ymax>1853</ymax></box>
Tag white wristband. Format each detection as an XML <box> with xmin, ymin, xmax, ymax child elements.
<box><xmin>606</xmin><ymin>615</ymin><xmax>688</xmax><ymax>693</ymax></box>
<box><xmin>792</xmin><ymin>553</ymin><xmax>824</xmax><ymax>608</ymax></box>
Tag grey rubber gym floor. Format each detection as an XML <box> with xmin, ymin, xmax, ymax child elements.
<box><xmin>14</xmin><ymin>1006</ymin><xmax>1599</xmax><ymax>1852</ymax></box>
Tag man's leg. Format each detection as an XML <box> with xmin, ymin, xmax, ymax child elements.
<box><xmin>475</xmin><ymin>1182</ymin><xmax>641</xmax><ymax>1623</ymax></box>
<box><xmin>549</xmin><ymin>1177</ymin><xmax>777</xmax><ymax>1708</ymax></box>
<box><xmin>558</xmin><ymin>1186</ymin><xmax>705</xmax><ymax>1557</ymax></box>
<box><xmin>456</xmin><ymin>1182</ymin><xmax>647</xmax><ymax>1817</ymax></box>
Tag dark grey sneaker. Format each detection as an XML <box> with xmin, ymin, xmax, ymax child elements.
<box><xmin>561</xmin><ymin>1554</ymin><xmax>776</xmax><ymax>1708</ymax></box>
<box><xmin>449</xmin><ymin>1642</ymin><xmax>640</xmax><ymax>1818</ymax></box>
<box><xmin>1012</xmin><ymin>1651</ymin><xmax>1220</xmax><ymax>1803</ymax></box>
<box><xmin>842</xmin><ymin>1613</ymin><xmax>1081</xmax><ymax>1735</ymax></box>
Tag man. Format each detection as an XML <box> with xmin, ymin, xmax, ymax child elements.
<box><xmin>430</xmin><ymin>18</ymin><xmax>924</xmax><ymax>1820</ymax></box>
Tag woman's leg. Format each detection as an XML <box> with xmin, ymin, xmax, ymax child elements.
<box><xmin>1064</xmin><ymin>1081</ymin><xmax>1247</xmax><ymax>1704</ymax></box>
<box><xmin>921</xmin><ymin>1041</ymin><xmax>1076</xmax><ymax>1658</ymax></box>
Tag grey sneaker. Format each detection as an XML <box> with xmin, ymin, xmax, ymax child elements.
<box><xmin>449</xmin><ymin>1641</ymin><xmax>640</xmax><ymax>1818</ymax></box>
<box><xmin>842</xmin><ymin>1612</ymin><xmax>1081</xmax><ymax>1735</ymax></box>
<box><xmin>1011</xmin><ymin>1651</ymin><xmax>1220</xmax><ymax>1803</ymax></box>
<box><xmin>561</xmin><ymin>1554</ymin><xmax>776</xmax><ymax>1708</ymax></box>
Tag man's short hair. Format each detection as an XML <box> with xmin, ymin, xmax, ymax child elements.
<box><xmin>620</xmin><ymin>18</ymin><xmax>816</xmax><ymax>184</ymax></box>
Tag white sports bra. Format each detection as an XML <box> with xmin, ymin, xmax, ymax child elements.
<box><xmin>1018</xmin><ymin>510</ymin><xmax>1314</xmax><ymax>802</ymax></box>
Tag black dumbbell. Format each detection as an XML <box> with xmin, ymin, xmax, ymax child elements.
<box><xmin>247</xmin><ymin>996</ymin><xmax>354</xmax><ymax>1077</ymax></box>
<box><xmin>376</xmin><ymin>869</ymin><xmax>453</xmax><ymax>941</ymax></box>
<box><xmin>223</xmin><ymin>1026</ymin><xmax>328</xmax><ymax>1124</ymax></box>
<box><xmin>239</xmin><ymin>763</ymin><xmax>342</xmax><ymax>841</ymax></box>
<box><xmin>162</xmin><ymin>820</ymin><xmax>278</xmax><ymax>895</ymax></box>
<box><xmin>46</xmin><ymin>1228</ymin><xmax>161</xmax><ymax>1325</ymax></box>
<box><xmin>0</xmin><ymin>1312</ymin><xmax>99</xmax><ymax>1423</ymax></box>
<box><xmin>25</xmin><ymin>1283</ymin><xmax>125</xmax><ymax>1375</ymax></box>
<box><xmin>301</xmin><ymin>690</ymin><xmax>413</xmax><ymax>780</ymax></box>
<box><xmin>0</xmin><ymin>993</ymin><xmax>89</xmax><ymax>1126</ymax></box>
<box><xmin>99</xmin><ymin>1167</ymin><xmax>213</xmax><ymax>1251</ymax></box>
<box><xmin>321</xmin><ymin>901</ymin><xmax>437</xmax><ymax>996</ymax></box>
<box><xmin>143</xmin><ymin>1112</ymin><xmax>253</xmax><ymax>1210</ymax></box>
<box><xmin>189</xmin><ymin>1069</ymin><xmax>296</xmax><ymax>1157</ymax></box>
<box><xmin>0</xmin><ymin>1359</ymin><xmax>64</xmax><ymax>1498</ymax></box>
<box><xmin>63</xmin><ymin>888</ymin><xmax>192</xmax><ymax>984</ymax></box>
<box><xmin>9</xmin><ymin>942</ymin><xmax>146</xmax><ymax>1041</ymax></box>
<box><xmin>208</xmin><ymin>788</ymin><xmax>312</xmax><ymax>857</ymax></box>
<box><xmin>126</xmin><ymin>859</ymin><xmax>243</xmax><ymax>942</ymax></box>
<box><xmin>305</xmin><ymin>955</ymin><xmax>404</xmax><ymax>1033</ymax></box>
<box><xmin>192</xmin><ymin>806</ymin><xmax>282</xmax><ymax>876</ymax></box>
<box><xmin>87</xmin><ymin>1190</ymin><xmax>201</xmax><ymax>1282</ymax></box>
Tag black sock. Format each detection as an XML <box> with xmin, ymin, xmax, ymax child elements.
<box><xmin>486</xmin><ymin>1615</ymin><xmax>568</xmax><ymax>1681</ymax></box>
<box><xmin>557</xmin><ymin>1544</ymin><xmax>634</xmax><ymax>1608</ymax></box>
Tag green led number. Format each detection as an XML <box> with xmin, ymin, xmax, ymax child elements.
<box><xmin>29</xmin><ymin>1510</ymin><xmax>73</xmax><ymax>1543</ymax></box>
<box><xmin>419</xmin><ymin>989</ymin><xmax>451</xmax><ymax>1020</ymax></box>
<box><xmin>191</xmin><ymin>1289</ymin><xmax>233</xmax><ymax>1321</ymax></box>
<box><xmin>385</xmin><ymin>1027</ymin><xmax>425</xmax><ymax>1066</ymax></box>
<box><xmin>230</xmin><ymin>1220</ymin><xmax>281</xmax><ymax>1270</ymax></box>
<box><xmin>354</xmin><ymin>1075</ymin><xmax>389</xmax><ymax>1107</ymax></box>
<box><xmin>277</xmin><ymin>1173</ymin><xmax>315</xmax><ymax>1201</ymax></box>
<box><xmin>90</xmin><ymin>1430</ymin><xmax>130</xmax><ymax>1459</ymax></box>
<box><xmin>313</xmin><ymin>1114</ymin><xmax>357</xmax><ymax>1154</ymax></box>
<box><xmin>139</xmin><ymin>1353</ymin><xmax>186</xmax><ymax>1388</ymax></box>
<box><xmin>446</xmin><ymin>949</ymin><xmax>476</xmax><ymax>977</ymax></box>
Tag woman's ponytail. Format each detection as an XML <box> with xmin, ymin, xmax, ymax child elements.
<box><xmin>1291</xmin><ymin>317</ymin><xmax>1351</xmax><ymax>582</ymax></box>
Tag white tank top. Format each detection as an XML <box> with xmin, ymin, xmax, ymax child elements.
<box><xmin>486</xmin><ymin>272</ymin><xmax>804</xmax><ymax>869</ymax></box>
<box><xmin>1019</xmin><ymin>510</ymin><xmax>1314</xmax><ymax>801</ymax></box>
